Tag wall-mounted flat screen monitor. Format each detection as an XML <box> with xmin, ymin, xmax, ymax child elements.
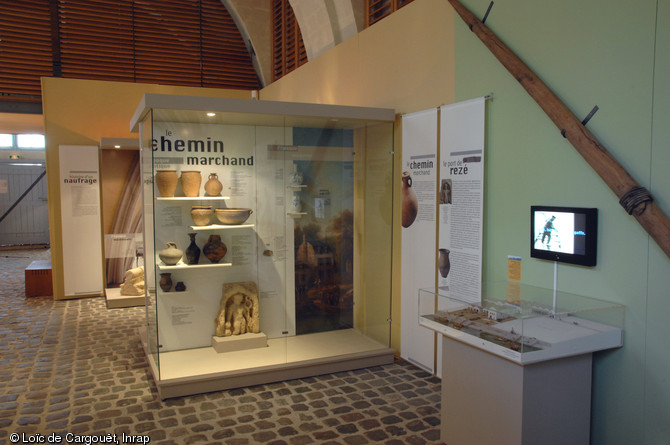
<box><xmin>531</xmin><ymin>206</ymin><xmax>598</xmax><ymax>267</ymax></box>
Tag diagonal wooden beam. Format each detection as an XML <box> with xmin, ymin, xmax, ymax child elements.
<box><xmin>448</xmin><ymin>0</ymin><xmax>670</xmax><ymax>260</ymax></box>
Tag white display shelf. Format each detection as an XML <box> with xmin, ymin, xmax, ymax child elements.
<box><xmin>287</xmin><ymin>185</ymin><xmax>307</xmax><ymax>189</ymax></box>
<box><xmin>158</xmin><ymin>290</ymin><xmax>190</xmax><ymax>297</ymax></box>
<box><xmin>157</xmin><ymin>261</ymin><xmax>232</xmax><ymax>271</ymax></box>
<box><xmin>157</xmin><ymin>196</ymin><xmax>230</xmax><ymax>201</ymax></box>
<box><xmin>287</xmin><ymin>212</ymin><xmax>307</xmax><ymax>217</ymax></box>
<box><xmin>189</xmin><ymin>223</ymin><xmax>254</xmax><ymax>231</ymax></box>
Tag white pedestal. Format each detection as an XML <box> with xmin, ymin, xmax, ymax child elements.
<box><xmin>211</xmin><ymin>332</ymin><xmax>268</xmax><ymax>353</ymax></box>
<box><xmin>105</xmin><ymin>287</ymin><xmax>145</xmax><ymax>308</ymax></box>
<box><xmin>441</xmin><ymin>335</ymin><xmax>592</xmax><ymax>445</ymax></box>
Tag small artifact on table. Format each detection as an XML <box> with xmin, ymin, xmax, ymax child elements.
<box><xmin>215</xmin><ymin>281</ymin><xmax>260</xmax><ymax>337</ymax></box>
<box><xmin>120</xmin><ymin>266</ymin><xmax>144</xmax><ymax>296</ymax></box>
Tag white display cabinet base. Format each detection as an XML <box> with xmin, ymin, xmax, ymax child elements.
<box><xmin>211</xmin><ymin>332</ymin><xmax>268</xmax><ymax>353</ymax></box>
<box><xmin>441</xmin><ymin>335</ymin><xmax>592</xmax><ymax>445</ymax></box>
<box><xmin>104</xmin><ymin>287</ymin><xmax>144</xmax><ymax>308</ymax></box>
<box><xmin>139</xmin><ymin>327</ymin><xmax>395</xmax><ymax>399</ymax></box>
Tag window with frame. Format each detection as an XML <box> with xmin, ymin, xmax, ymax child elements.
<box><xmin>0</xmin><ymin>134</ymin><xmax>45</xmax><ymax>150</ymax></box>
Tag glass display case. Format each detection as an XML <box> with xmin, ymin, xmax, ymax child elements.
<box><xmin>419</xmin><ymin>281</ymin><xmax>624</xmax><ymax>364</ymax></box>
<box><xmin>130</xmin><ymin>94</ymin><xmax>395</xmax><ymax>398</ymax></box>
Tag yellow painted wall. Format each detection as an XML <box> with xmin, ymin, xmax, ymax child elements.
<box><xmin>261</xmin><ymin>0</ymin><xmax>456</xmax><ymax>353</ymax></box>
<box><xmin>42</xmin><ymin>77</ymin><xmax>251</xmax><ymax>300</ymax></box>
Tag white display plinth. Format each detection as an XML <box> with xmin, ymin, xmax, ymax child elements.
<box><xmin>105</xmin><ymin>287</ymin><xmax>144</xmax><ymax>308</ymax></box>
<box><xmin>139</xmin><ymin>327</ymin><xmax>394</xmax><ymax>399</ymax></box>
<box><xmin>441</xmin><ymin>335</ymin><xmax>592</xmax><ymax>445</ymax></box>
<box><xmin>212</xmin><ymin>332</ymin><xmax>267</xmax><ymax>353</ymax></box>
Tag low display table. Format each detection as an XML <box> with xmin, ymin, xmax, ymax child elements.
<box><xmin>419</xmin><ymin>282</ymin><xmax>624</xmax><ymax>445</ymax></box>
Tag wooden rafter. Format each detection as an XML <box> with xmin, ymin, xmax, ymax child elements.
<box><xmin>448</xmin><ymin>0</ymin><xmax>670</xmax><ymax>260</ymax></box>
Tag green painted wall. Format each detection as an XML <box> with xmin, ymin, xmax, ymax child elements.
<box><xmin>455</xmin><ymin>0</ymin><xmax>669</xmax><ymax>443</ymax></box>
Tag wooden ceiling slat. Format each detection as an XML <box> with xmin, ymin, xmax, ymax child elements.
<box><xmin>0</xmin><ymin>0</ymin><xmax>260</xmax><ymax>103</ymax></box>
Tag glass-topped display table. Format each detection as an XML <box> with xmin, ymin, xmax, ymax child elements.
<box><xmin>420</xmin><ymin>282</ymin><xmax>624</xmax><ymax>445</ymax></box>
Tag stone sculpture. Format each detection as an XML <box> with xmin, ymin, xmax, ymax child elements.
<box><xmin>215</xmin><ymin>281</ymin><xmax>260</xmax><ymax>337</ymax></box>
<box><xmin>120</xmin><ymin>266</ymin><xmax>144</xmax><ymax>296</ymax></box>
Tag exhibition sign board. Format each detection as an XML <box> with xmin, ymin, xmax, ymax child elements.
<box><xmin>439</xmin><ymin>98</ymin><xmax>485</xmax><ymax>305</ymax></box>
<box><xmin>58</xmin><ymin>145</ymin><xmax>103</xmax><ymax>297</ymax></box>
<box><xmin>400</xmin><ymin>108</ymin><xmax>438</xmax><ymax>373</ymax></box>
<box><xmin>400</xmin><ymin>98</ymin><xmax>485</xmax><ymax>375</ymax></box>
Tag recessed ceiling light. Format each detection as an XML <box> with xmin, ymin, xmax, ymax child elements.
<box><xmin>114</xmin><ymin>145</ymin><xmax>121</xmax><ymax>149</ymax></box>
<box><xmin>207</xmin><ymin>112</ymin><xmax>216</xmax><ymax>117</ymax></box>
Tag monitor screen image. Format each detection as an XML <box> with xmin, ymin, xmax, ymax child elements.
<box><xmin>530</xmin><ymin>206</ymin><xmax>597</xmax><ymax>267</ymax></box>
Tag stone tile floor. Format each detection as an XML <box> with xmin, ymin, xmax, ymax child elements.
<box><xmin>0</xmin><ymin>249</ymin><xmax>444</xmax><ymax>444</ymax></box>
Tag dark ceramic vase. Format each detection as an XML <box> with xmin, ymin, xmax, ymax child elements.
<box><xmin>401</xmin><ymin>171</ymin><xmax>418</xmax><ymax>228</ymax></box>
<box><xmin>175</xmin><ymin>281</ymin><xmax>186</xmax><ymax>292</ymax></box>
<box><xmin>438</xmin><ymin>248</ymin><xmax>451</xmax><ymax>278</ymax></box>
<box><xmin>159</xmin><ymin>273</ymin><xmax>172</xmax><ymax>292</ymax></box>
<box><xmin>185</xmin><ymin>233</ymin><xmax>200</xmax><ymax>265</ymax></box>
<box><xmin>203</xmin><ymin>234</ymin><xmax>227</xmax><ymax>263</ymax></box>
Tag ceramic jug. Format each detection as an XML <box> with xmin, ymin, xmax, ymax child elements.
<box><xmin>401</xmin><ymin>171</ymin><xmax>418</xmax><ymax>228</ymax></box>
<box><xmin>158</xmin><ymin>242</ymin><xmax>183</xmax><ymax>266</ymax></box>
<box><xmin>204</xmin><ymin>173</ymin><xmax>223</xmax><ymax>196</ymax></box>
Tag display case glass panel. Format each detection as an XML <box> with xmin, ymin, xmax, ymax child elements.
<box><xmin>132</xmin><ymin>95</ymin><xmax>395</xmax><ymax>394</ymax></box>
<box><xmin>419</xmin><ymin>281</ymin><xmax>624</xmax><ymax>364</ymax></box>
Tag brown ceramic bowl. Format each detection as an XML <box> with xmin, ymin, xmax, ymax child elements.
<box><xmin>190</xmin><ymin>205</ymin><xmax>213</xmax><ymax>226</ymax></box>
<box><xmin>214</xmin><ymin>208</ymin><xmax>253</xmax><ymax>225</ymax></box>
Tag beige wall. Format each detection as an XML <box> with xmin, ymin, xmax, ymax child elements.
<box><xmin>261</xmin><ymin>0</ymin><xmax>456</xmax><ymax>352</ymax></box>
<box><xmin>42</xmin><ymin>77</ymin><xmax>251</xmax><ymax>300</ymax></box>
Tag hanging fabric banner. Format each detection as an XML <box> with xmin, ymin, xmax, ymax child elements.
<box><xmin>400</xmin><ymin>108</ymin><xmax>438</xmax><ymax>373</ymax></box>
<box><xmin>439</xmin><ymin>97</ymin><xmax>486</xmax><ymax>304</ymax></box>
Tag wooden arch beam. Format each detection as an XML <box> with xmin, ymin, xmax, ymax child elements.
<box><xmin>448</xmin><ymin>0</ymin><xmax>670</xmax><ymax>259</ymax></box>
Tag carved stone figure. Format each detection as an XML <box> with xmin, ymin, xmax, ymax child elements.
<box><xmin>120</xmin><ymin>266</ymin><xmax>144</xmax><ymax>296</ymax></box>
<box><xmin>215</xmin><ymin>282</ymin><xmax>260</xmax><ymax>337</ymax></box>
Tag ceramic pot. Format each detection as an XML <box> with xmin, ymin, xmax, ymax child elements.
<box><xmin>401</xmin><ymin>171</ymin><xmax>418</xmax><ymax>228</ymax></box>
<box><xmin>203</xmin><ymin>234</ymin><xmax>227</xmax><ymax>263</ymax></box>
<box><xmin>190</xmin><ymin>206</ymin><xmax>213</xmax><ymax>226</ymax></box>
<box><xmin>175</xmin><ymin>282</ymin><xmax>186</xmax><ymax>292</ymax></box>
<box><xmin>288</xmin><ymin>164</ymin><xmax>303</xmax><ymax>186</ymax></box>
<box><xmin>155</xmin><ymin>170</ymin><xmax>178</xmax><ymax>197</ymax></box>
<box><xmin>158</xmin><ymin>242</ymin><xmax>183</xmax><ymax>266</ymax></box>
<box><xmin>289</xmin><ymin>192</ymin><xmax>301</xmax><ymax>212</ymax></box>
<box><xmin>214</xmin><ymin>208</ymin><xmax>253</xmax><ymax>225</ymax></box>
<box><xmin>185</xmin><ymin>233</ymin><xmax>200</xmax><ymax>265</ymax></box>
<box><xmin>204</xmin><ymin>173</ymin><xmax>223</xmax><ymax>196</ymax></box>
<box><xmin>180</xmin><ymin>171</ymin><xmax>201</xmax><ymax>197</ymax></box>
<box><xmin>438</xmin><ymin>248</ymin><xmax>451</xmax><ymax>278</ymax></box>
<box><xmin>159</xmin><ymin>273</ymin><xmax>172</xmax><ymax>292</ymax></box>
